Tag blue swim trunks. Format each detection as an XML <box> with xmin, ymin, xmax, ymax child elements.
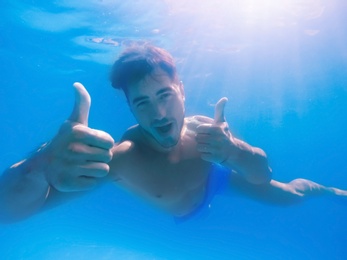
<box><xmin>174</xmin><ymin>163</ymin><xmax>231</xmax><ymax>223</ymax></box>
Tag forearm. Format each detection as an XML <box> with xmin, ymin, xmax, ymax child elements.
<box><xmin>0</xmin><ymin>151</ymin><xmax>50</xmax><ymax>223</ymax></box>
<box><xmin>221</xmin><ymin>138</ymin><xmax>272</xmax><ymax>185</ymax></box>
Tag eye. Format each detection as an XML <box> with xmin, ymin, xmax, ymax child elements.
<box><xmin>160</xmin><ymin>92</ymin><xmax>172</xmax><ymax>100</ymax></box>
<box><xmin>136</xmin><ymin>100</ymin><xmax>149</xmax><ymax>110</ymax></box>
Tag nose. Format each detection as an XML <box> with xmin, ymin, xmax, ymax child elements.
<box><xmin>151</xmin><ymin>102</ymin><xmax>166</xmax><ymax>120</ymax></box>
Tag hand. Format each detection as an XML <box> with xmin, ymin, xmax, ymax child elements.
<box><xmin>43</xmin><ymin>82</ymin><xmax>114</xmax><ymax>192</ymax></box>
<box><xmin>195</xmin><ymin>97</ymin><xmax>237</xmax><ymax>164</ymax></box>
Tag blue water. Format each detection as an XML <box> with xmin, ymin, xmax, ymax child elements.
<box><xmin>1</xmin><ymin>0</ymin><xmax>347</xmax><ymax>259</ymax></box>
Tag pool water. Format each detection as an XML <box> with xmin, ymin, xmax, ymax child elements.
<box><xmin>1</xmin><ymin>0</ymin><xmax>347</xmax><ymax>259</ymax></box>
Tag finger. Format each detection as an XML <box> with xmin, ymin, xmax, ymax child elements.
<box><xmin>53</xmin><ymin>163</ymin><xmax>109</xmax><ymax>192</ymax></box>
<box><xmin>68</xmin><ymin>82</ymin><xmax>91</xmax><ymax>126</ymax></box>
<box><xmin>66</xmin><ymin>142</ymin><xmax>113</xmax><ymax>163</ymax></box>
<box><xmin>195</xmin><ymin>135</ymin><xmax>213</xmax><ymax>145</ymax></box>
<box><xmin>196</xmin><ymin>126</ymin><xmax>226</xmax><ymax>137</ymax></box>
<box><xmin>196</xmin><ymin>124</ymin><xmax>213</xmax><ymax>134</ymax></box>
<box><xmin>72</xmin><ymin>124</ymin><xmax>115</xmax><ymax>150</ymax></box>
<box><xmin>78</xmin><ymin>162</ymin><xmax>110</xmax><ymax>178</ymax></box>
<box><xmin>196</xmin><ymin>143</ymin><xmax>212</xmax><ymax>153</ymax></box>
<box><xmin>196</xmin><ymin>143</ymin><xmax>222</xmax><ymax>153</ymax></box>
<box><xmin>214</xmin><ymin>97</ymin><xmax>228</xmax><ymax>124</ymax></box>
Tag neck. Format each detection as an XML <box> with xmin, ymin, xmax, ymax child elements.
<box><xmin>139</xmin><ymin>125</ymin><xmax>187</xmax><ymax>155</ymax></box>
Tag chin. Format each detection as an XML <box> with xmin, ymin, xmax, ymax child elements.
<box><xmin>153</xmin><ymin>133</ymin><xmax>178</xmax><ymax>147</ymax></box>
<box><xmin>160</xmin><ymin>139</ymin><xmax>179</xmax><ymax>149</ymax></box>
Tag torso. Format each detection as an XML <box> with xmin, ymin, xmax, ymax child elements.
<box><xmin>108</xmin><ymin>116</ymin><xmax>215</xmax><ymax>217</ymax></box>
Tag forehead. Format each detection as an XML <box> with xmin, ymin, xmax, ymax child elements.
<box><xmin>127</xmin><ymin>68</ymin><xmax>176</xmax><ymax>98</ymax></box>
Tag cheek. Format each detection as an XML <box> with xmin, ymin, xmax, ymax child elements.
<box><xmin>131</xmin><ymin>110</ymin><xmax>147</xmax><ymax>125</ymax></box>
<box><xmin>134</xmin><ymin>113</ymin><xmax>150</xmax><ymax>128</ymax></box>
<box><xmin>136</xmin><ymin>114</ymin><xmax>148</xmax><ymax>125</ymax></box>
<box><xmin>170</xmin><ymin>97</ymin><xmax>185</xmax><ymax>113</ymax></box>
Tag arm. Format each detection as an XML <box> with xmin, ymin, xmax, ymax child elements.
<box><xmin>219</xmin><ymin>137</ymin><xmax>272</xmax><ymax>185</ymax></box>
<box><xmin>0</xmin><ymin>150</ymin><xmax>50</xmax><ymax>223</ymax></box>
<box><xmin>195</xmin><ymin>97</ymin><xmax>272</xmax><ymax>185</ymax></box>
<box><xmin>0</xmin><ymin>83</ymin><xmax>114</xmax><ymax>223</ymax></box>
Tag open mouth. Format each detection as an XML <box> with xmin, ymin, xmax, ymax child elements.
<box><xmin>155</xmin><ymin>123</ymin><xmax>173</xmax><ymax>134</ymax></box>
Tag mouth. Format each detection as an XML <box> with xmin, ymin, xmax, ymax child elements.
<box><xmin>155</xmin><ymin>123</ymin><xmax>173</xmax><ymax>134</ymax></box>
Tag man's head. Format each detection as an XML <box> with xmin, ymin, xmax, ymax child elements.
<box><xmin>110</xmin><ymin>44</ymin><xmax>185</xmax><ymax>150</ymax></box>
<box><xmin>110</xmin><ymin>44</ymin><xmax>179</xmax><ymax>97</ymax></box>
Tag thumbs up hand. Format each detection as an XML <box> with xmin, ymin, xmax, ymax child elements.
<box><xmin>196</xmin><ymin>97</ymin><xmax>237</xmax><ymax>164</ymax></box>
<box><xmin>43</xmin><ymin>82</ymin><xmax>114</xmax><ymax>192</ymax></box>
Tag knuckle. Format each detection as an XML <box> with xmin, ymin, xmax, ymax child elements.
<box><xmin>59</xmin><ymin>121</ymin><xmax>73</xmax><ymax>134</ymax></box>
<box><xmin>96</xmin><ymin>150</ymin><xmax>112</xmax><ymax>163</ymax></box>
<box><xmin>103</xmin><ymin>132</ymin><xmax>115</xmax><ymax>143</ymax></box>
<box><xmin>105</xmin><ymin>150</ymin><xmax>113</xmax><ymax>162</ymax></box>
<box><xmin>100</xmin><ymin>163</ymin><xmax>110</xmax><ymax>173</ymax></box>
<box><xmin>98</xmin><ymin>132</ymin><xmax>115</xmax><ymax>148</ymax></box>
<box><xmin>96</xmin><ymin>163</ymin><xmax>109</xmax><ymax>177</ymax></box>
<box><xmin>67</xmin><ymin>142</ymin><xmax>82</xmax><ymax>154</ymax></box>
<box><xmin>73</xmin><ymin>127</ymin><xmax>89</xmax><ymax>139</ymax></box>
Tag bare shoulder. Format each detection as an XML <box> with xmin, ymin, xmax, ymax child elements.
<box><xmin>111</xmin><ymin>125</ymin><xmax>142</xmax><ymax>157</ymax></box>
<box><xmin>185</xmin><ymin>115</ymin><xmax>214</xmax><ymax>131</ymax></box>
<box><xmin>108</xmin><ymin>125</ymin><xmax>141</xmax><ymax>180</ymax></box>
<box><xmin>119</xmin><ymin>124</ymin><xmax>140</xmax><ymax>141</ymax></box>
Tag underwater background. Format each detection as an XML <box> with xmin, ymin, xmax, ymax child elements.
<box><xmin>1</xmin><ymin>0</ymin><xmax>347</xmax><ymax>259</ymax></box>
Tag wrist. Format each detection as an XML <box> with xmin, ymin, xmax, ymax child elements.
<box><xmin>221</xmin><ymin>138</ymin><xmax>245</xmax><ymax>165</ymax></box>
<box><xmin>219</xmin><ymin>138</ymin><xmax>258</xmax><ymax>174</ymax></box>
<box><xmin>15</xmin><ymin>142</ymin><xmax>52</xmax><ymax>186</ymax></box>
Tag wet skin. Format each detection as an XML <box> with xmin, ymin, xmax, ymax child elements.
<box><xmin>108</xmin><ymin>69</ymin><xmax>216</xmax><ymax>216</ymax></box>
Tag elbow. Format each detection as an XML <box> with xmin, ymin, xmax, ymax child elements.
<box><xmin>247</xmin><ymin>148</ymin><xmax>272</xmax><ymax>185</ymax></box>
<box><xmin>248</xmin><ymin>166</ymin><xmax>272</xmax><ymax>185</ymax></box>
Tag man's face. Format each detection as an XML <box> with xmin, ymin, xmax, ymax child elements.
<box><xmin>127</xmin><ymin>68</ymin><xmax>185</xmax><ymax>150</ymax></box>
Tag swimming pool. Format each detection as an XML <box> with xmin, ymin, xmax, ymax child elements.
<box><xmin>1</xmin><ymin>1</ymin><xmax>347</xmax><ymax>259</ymax></box>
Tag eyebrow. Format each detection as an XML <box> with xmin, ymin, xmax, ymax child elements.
<box><xmin>132</xmin><ymin>96</ymin><xmax>148</xmax><ymax>105</ymax></box>
<box><xmin>132</xmin><ymin>87</ymin><xmax>174</xmax><ymax>105</ymax></box>
<box><xmin>156</xmin><ymin>87</ymin><xmax>173</xmax><ymax>96</ymax></box>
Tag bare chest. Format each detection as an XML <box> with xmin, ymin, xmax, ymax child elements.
<box><xmin>123</xmin><ymin>155</ymin><xmax>209</xmax><ymax>195</ymax></box>
<box><xmin>117</xmin><ymin>151</ymin><xmax>211</xmax><ymax>215</ymax></box>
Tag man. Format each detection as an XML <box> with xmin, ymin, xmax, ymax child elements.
<box><xmin>0</xmin><ymin>45</ymin><xmax>346</xmax><ymax>223</ymax></box>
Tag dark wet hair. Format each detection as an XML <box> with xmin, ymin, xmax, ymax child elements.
<box><xmin>110</xmin><ymin>44</ymin><xmax>178</xmax><ymax>96</ymax></box>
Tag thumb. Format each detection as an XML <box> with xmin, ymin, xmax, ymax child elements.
<box><xmin>214</xmin><ymin>97</ymin><xmax>228</xmax><ymax>123</ymax></box>
<box><xmin>68</xmin><ymin>82</ymin><xmax>91</xmax><ymax>126</ymax></box>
